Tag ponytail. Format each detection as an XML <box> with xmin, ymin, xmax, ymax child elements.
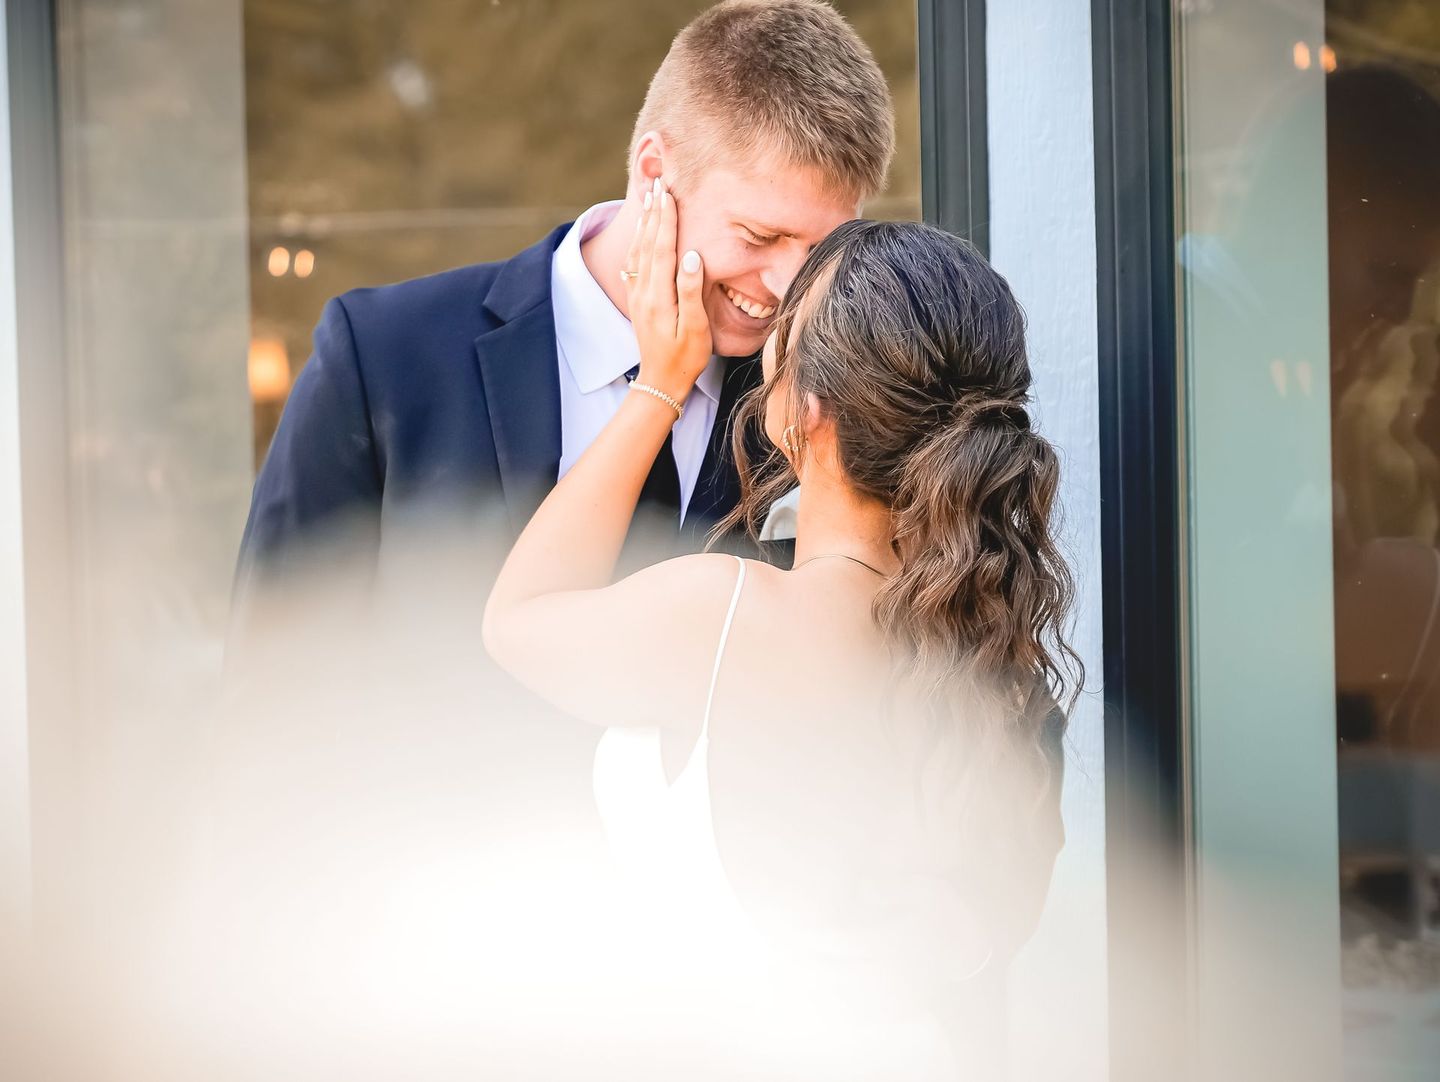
<box><xmin>878</xmin><ymin>398</ymin><xmax>1077</xmax><ymax>702</ymax></box>
<box><xmin>873</xmin><ymin>397</ymin><xmax>1081</xmax><ymax>814</ymax></box>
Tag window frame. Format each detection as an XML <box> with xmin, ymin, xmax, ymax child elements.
<box><xmin>917</xmin><ymin>0</ymin><xmax>988</xmax><ymax>253</ymax></box>
<box><xmin>1091</xmin><ymin>0</ymin><xmax>1192</xmax><ymax>1076</ymax></box>
<box><xmin>4</xmin><ymin>0</ymin><xmax>72</xmax><ymax>938</ymax></box>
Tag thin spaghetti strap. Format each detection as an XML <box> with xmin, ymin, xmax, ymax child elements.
<box><xmin>701</xmin><ymin>556</ymin><xmax>747</xmax><ymax>740</ymax></box>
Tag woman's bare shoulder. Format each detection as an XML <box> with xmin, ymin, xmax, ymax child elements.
<box><xmin>617</xmin><ymin>550</ymin><xmax>753</xmax><ymax>598</ymax></box>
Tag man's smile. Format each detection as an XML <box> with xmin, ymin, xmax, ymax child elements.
<box><xmin>719</xmin><ymin>283</ymin><xmax>778</xmax><ymax>321</ymax></box>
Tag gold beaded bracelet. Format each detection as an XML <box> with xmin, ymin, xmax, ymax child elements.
<box><xmin>628</xmin><ymin>380</ymin><xmax>684</xmax><ymax>420</ymax></box>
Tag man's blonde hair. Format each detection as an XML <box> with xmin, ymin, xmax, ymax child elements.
<box><xmin>631</xmin><ymin>0</ymin><xmax>895</xmax><ymax>202</ymax></box>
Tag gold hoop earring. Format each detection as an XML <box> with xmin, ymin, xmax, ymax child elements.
<box><xmin>781</xmin><ymin>424</ymin><xmax>799</xmax><ymax>457</ymax></box>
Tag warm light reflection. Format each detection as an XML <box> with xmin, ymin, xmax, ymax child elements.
<box><xmin>1293</xmin><ymin>42</ymin><xmax>1312</xmax><ymax>71</ymax></box>
<box><xmin>248</xmin><ymin>336</ymin><xmax>291</xmax><ymax>403</ymax></box>
<box><xmin>267</xmin><ymin>246</ymin><xmax>291</xmax><ymax>277</ymax></box>
<box><xmin>294</xmin><ymin>249</ymin><xmax>316</xmax><ymax>278</ymax></box>
<box><xmin>1269</xmin><ymin>359</ymin><xmax>1288</xmax><ymax>397</ymax></box>
<box><xmin>1320</xmin><ymin>44</ymin><xmax>1337</xmax><ymax>74</ymax></box>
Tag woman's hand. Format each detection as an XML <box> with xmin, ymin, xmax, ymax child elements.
<box><xmin>624</xmin><ymin>176</ymin><xmax>712</xmax><ymax>404</ymax></box>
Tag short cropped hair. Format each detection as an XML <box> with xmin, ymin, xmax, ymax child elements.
<box><xmin>631</xmin><ymin>0</ymin><xmax>895</xmax><ymax>202</ymax></box>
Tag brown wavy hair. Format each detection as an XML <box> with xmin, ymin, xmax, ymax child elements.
<box><xmin>714</xmin><ymin>219</ymin><xmax>1082</xmax><ymax>837</ymax></box>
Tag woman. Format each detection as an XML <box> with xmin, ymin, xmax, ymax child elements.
<box><xmin>483</xmin><ymin>181</ymin><xmax>1080</xmax><ymax>1069</ymax></box>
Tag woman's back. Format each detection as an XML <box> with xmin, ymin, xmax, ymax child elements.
<box><xmin>594</xmin><ymin>556</ymin><xmax>1009</xmax><ymax>990</ymax></box>
<box><xmin>702</xmin><ymin>557</ymin><xmax>915</xmax><ymax>923</ymax></box>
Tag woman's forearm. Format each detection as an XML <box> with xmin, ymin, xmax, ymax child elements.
<box><xmin>486</xmin><ymin>390</ymin><xmax>677</xmax><ymax>615</ymax></box>
<box><xmin>484</xmin><ymin>175</ymin><xmax>711</xmax><ymax>649</ymax></box>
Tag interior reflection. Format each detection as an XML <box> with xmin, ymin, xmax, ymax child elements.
<box><xmin>1326</xmin><ymin>7</ymin><xmax>1440</xmax><ymax>1069</ymax></box>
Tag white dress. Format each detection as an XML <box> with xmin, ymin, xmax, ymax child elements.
<box><xmin>591</xmin><ymin>556</ymin><xmax>959</xmax><ymax>1079</ymax></box>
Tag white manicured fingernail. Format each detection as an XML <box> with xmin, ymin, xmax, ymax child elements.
<box><xmin>643</xmin><ymin>191</ymin><xmax>652</xmax><ymax>210</ymax></box>
<box><xmin>682</xmin><ymin>250</ymin><xmax>701</xmax><ymax>274</ymax></box>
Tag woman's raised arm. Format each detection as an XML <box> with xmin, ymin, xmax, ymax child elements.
<box><xmin>482</xmin><ymin>177</ymin><xmax>734</xmax><ymax>728</ymax></box>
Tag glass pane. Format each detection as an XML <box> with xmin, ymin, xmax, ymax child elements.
<box><xmin>1177</xmin><ymin>0</ymin><xmax>1440</xmax><ymax>1076</ymax></box>
<box><xmin>1325</xmin><ymin>3</ymin><xmax>1440</xmax><ymax>1076</ymax></box>
<box><xmin>1174</xmin><ymin>0</ymin><xmax>1342</xmax><ymax>1075</ymax></box>
<box><xmin>243</xmin><ymin>0</ymin><xmax>921</xmax><ymax>465</ymax></box>
<box><xmin>48</xmin><ymin>0</ymin><xmax>255</xmax><ymax>931</ymax></box>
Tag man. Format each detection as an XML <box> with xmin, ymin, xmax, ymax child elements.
<box><xmin>232</xmin><ymin>0</ymin><xmax>895</xmax><ymax>625</ymax></box>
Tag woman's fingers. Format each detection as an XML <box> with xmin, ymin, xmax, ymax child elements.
<box><xmin>626</xmin><ymin>177</ymin><xmax>709</xmax><ymax>398</ymax></box>
<box><xmin>623</xmin><ymin>197</ymin><xmax>645</xmax><ymax>300</ymax></box>
<box><xmin>623</xmin><ymin>181</ymin><xmax>656</xmax><ymax>316</ymax></box>
<box><xmin>676</xmin><ymin>248</ymin><xmax>710</xmax><ymax>350</ymax></box>
<box><xmin>638</xmin><ymin>177</ymin><xmax>663</xmax><ymax>295</ymax></box>
<box><xmin>651</xmin><ymin>183</ymin><xmax>678</xmax><ymax>307</ymax></box>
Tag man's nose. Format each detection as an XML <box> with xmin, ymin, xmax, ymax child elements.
<box><xmin>760</xmin><ymin>243</ymin><xmax>812</xmax><ymax>304</ymax></box>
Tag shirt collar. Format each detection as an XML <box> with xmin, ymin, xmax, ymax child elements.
<box><xmin>551</xmin><ymin>200</ymin><xmax>723</xmax><ymax>403</ymax></box>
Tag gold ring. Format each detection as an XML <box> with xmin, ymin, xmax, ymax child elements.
<box><xmin>620</xmin><ymin>270</ymin><xmax>640</xmax><ymax>281</ymax></box>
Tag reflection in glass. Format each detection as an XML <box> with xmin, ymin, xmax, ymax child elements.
<box><xmin>1326</xmin><ymin>4</ymin><xmax>1440</xmax><ymax>1076</ymax></box>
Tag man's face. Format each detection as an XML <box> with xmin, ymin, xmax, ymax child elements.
<box><xmin>671</xmin><ymin>159</ymin><xmax>857</xmax><ymax>357</ymax></box>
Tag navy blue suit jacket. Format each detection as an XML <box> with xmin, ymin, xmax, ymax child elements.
<box><xmin>233</xmin><ymin>224</ymin><xmax>764</xmax><ymax>627</ymax></box>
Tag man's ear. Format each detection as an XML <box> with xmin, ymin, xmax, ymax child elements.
<box><xmin>630</xmin><ymin>131</ymin><xmax>668</xmax><ymax>197</ymax></box>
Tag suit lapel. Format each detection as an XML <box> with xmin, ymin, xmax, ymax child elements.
<box><xmin>474</xmin><ymin>225</ymin><xmax>569</xmax><ymax>537</ymax></box>
<box><xmin>472</xmin><ymin>224</ymin><xmax>766</xmax><ymax>549</ymax></box>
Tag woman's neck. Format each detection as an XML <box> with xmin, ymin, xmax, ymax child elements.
<box><xmin>791</xmin><ymin>468</ymin><xmax>899</xmax><ymax>574</ymax></box>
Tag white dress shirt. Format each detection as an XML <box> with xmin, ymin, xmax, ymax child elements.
<box><xmin>551</xmin><ymin>201</ymin><xmax>724</xmax><ymax>522</ymax></box>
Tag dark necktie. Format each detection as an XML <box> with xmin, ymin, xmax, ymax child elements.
<box><xmin>626</xmin><ymin>364</ymin><xmax>681</xmax><ymax>526</ymax></box>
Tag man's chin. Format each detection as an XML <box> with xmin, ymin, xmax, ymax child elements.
<box><xmin>706</xmin><ymin>293</ymin><xmax>777</xmax><ymax>356</ymax></box>
<box><xmin>709</xmin><ymin>325</ymin><xmax>768</xmax><ymax>359</ymax></box>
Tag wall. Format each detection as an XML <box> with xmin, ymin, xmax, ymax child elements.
<box><xmin>986</xmin><ymin>3</ymin><xmax>1109</xmax><ymax>1079</ymax></box>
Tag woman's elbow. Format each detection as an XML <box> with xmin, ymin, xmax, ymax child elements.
<box><xmin>480</xmin><ymin>592</ymin><xmax>514</xmax><ymax>669</ymax></box>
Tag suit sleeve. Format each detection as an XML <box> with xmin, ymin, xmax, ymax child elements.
<box><xmin>228</xmin><ymin>296</ymin><xmax>384</xmax><ymax>646</ymax></box>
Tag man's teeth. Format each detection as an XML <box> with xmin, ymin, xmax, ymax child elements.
<box><xmin>722</xmin><ymin>285</ymin><xmax>776</xmax><ymax>320</ymax></box>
